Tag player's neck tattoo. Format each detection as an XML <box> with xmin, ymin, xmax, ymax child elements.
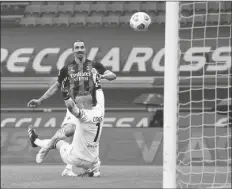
<box><xmin>75</xmin><ymin>56</ymin><xmax>86</xmax><ymax>64</ymax></box>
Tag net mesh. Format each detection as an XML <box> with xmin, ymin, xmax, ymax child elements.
<box><xmin>177</xmin><ymin>2</ymin><xmax>231</xmax><ymax>188</ymax></box>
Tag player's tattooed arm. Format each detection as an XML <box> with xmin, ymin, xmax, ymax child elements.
<box><xmin>100</xmin><ymin>70</ymin><xmax>117</xmax><ymax>81</ymax></box>
<box><xmin>27</xmin><ymin>81</ymin><xmax>60</xmax><ymax>108</ymax></box>
<box><xmin>39</xmin><ymin>81</ymin><xmax>61</xmax><ymax>103</ymax></box>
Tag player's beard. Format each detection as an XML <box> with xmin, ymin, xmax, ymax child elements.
<box><xmin>74</xmin><ymin>52</ymin><xmax>85</xmax><ymax>63</ymax></box>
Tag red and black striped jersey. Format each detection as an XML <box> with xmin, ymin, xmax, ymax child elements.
<box><xmin>57</xmin><ymin>59</ymin><xmax>106</xmax><ymax>105</ymax></box>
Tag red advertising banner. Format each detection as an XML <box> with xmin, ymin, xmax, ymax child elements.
<box><xmin>1</xmin><ymin>27</ymin><xmax>231</xmax><ymax>77</ymax></box>
<box><xmin>1</xmin><ymin>128</ymin><xmax>230</xmax><ymax>166</ymax></box>
<box><xmin>1</xmin><ymin>111</ymin><xmax>229</xmax><ymax>128</ymax></box>
<box><xmin>1</xmin><ymin>111</ymin><xmax>153</xmax><ymax>128</ymax></box>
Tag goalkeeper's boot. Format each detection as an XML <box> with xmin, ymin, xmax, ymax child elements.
<box><xmin>28</xmin><ymin>126</ymin><xmax>38</xmax><ymax>148</ymax></box>
<box><xmin>90</xmin><ymin>159</ymin><xmax>101</xmax><ymax>177</ymax></box>
<box><xmin>78</xmin><ymin>169</ymin><xmax>100</xmax><ymax>177</ymax></box>
<box><xmin>36</xmin><ymin>147</ymin><xmax>50</xmax><ymax>163</ymax></box>
<box><xmin>61</xmin><ymin>168</ymin><xmax>77</xmax><ymax>177</ymax></box>
<box><xmin>78</xmin><ymin>159</ymin><xmax>101</xmax><ymax>177</ymax></box>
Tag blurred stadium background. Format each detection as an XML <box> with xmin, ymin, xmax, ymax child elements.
<box><xmin>1</xmin><ymin>1</ymin><xmax>231</xmax><ymax>188</ymax></box>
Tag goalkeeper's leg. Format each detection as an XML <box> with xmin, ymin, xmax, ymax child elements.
<box><xmin>28</xmin><ymin>125</ymin><xmax>74</xmax><ymax>162</ymax></box>
<box><xmin>60</xmin><ymin>122</ymin><xmax>76</xmax><ymax>176</ymax></box>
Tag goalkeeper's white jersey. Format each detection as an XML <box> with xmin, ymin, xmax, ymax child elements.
<box><xmin>71</xmin><ymin>89</ymin><xmax>105</xmax><ymax>162</ymax></box>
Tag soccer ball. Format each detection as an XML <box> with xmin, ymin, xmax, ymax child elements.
<box><xmin>130</xmin><ymin>12</ymin><xmax>151</xmax><ymax>31</ymax></box>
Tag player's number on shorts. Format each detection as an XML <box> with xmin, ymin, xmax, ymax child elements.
<box><xmin>94</xmin><ymin>122</ymin><xmax>100</xmax><ymax>142</ymax></box>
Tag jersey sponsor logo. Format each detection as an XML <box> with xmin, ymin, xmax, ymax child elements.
<box><xmin>1</xmin><ymin>46</ymin><xmax>230</xmax><ymax>75</ymax></box>
<box><xmin>70</xmin><ymin>72</ymin><xmax>91</xmax><ymax>81</ymax></box>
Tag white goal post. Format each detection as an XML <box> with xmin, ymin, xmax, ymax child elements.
<box><xmin>163</xmin><ymin>2</ymin><xmax>179</xmax><ymax>188</ymax></box>
<box><xmin>163</xmin><ymin>1</ymin><xmax>231</xmax><ymax>188</ymax></box>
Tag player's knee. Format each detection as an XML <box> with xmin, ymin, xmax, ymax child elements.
<box><xmin>63</xmin><ymin>123</ymin><xmax>76</xmax><ymax>137</ymax></box>
<box><xmin>56</xmin><ymin>140</ymin><xmax>67</xmax><ymax>151</ymax></box>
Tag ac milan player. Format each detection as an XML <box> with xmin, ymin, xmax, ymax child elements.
<box><xmin>27</xmin><ymin>40</ymin><xmax>116</xmax><ymax>176</ymax></box>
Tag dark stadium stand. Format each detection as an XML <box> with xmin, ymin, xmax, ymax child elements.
<box><xmin>1</xmin><ymin>1</ymin><xmax>231</xmax><ymax>27</ymax></box>
<box><xmin>1</xmin><ymin>2</ymin><xmax>27</xmax><ymax>15</ymax></box>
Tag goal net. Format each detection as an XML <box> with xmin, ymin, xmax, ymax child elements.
<box><xmin>177</xmin><ymin>1</ymin><xmax>231</xmax><ymax>188</ymax></box>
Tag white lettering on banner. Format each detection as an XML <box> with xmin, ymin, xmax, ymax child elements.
<box><xmin>152</xmin><ymin>48</ymin><xmax>165</xmax><ymax>72</ymax></box>
<box><xmin>7</xmin><ymin>48</ymin><xmax>34</xmax><ymax>73</ymax></box>
<box><xmin>15</xmin><ymin>118</ymin><xmax>32</xmax><ymax>127</ymax></box>
<box><xmin>181</xmin><ymin>138</ymin><xmax>212</xmax><ymax>163</ymax></box>
<box><xmin>102</xmin><ymin>118</ymin><xmax>117</xmax><ymax>127</ymax></box>
<box><xmin>1</xmin><ymin>116</ymin><xmax>149</xmax><ymax>128</ymax></box>
<box><xmin>208</xmin><ymin>46</ymin><xmax>231</xmax><ymax>71</ymax></box>
<box><xmin>34</xmin><ymin>118</ymin><xmax>42</xmax><ymax>127</ymax></box>
<box><xmin>33</xmin><ymin>48</ymin><xmax>60</xmax><ymax>73</ymax></box>
<box><xmin>101</xmin><ymin>47</ymin><xmax>120</xmax><ymax>72</ymax></box>
<box><xmin>101</xmin><ymin>117</ymin><xmax>149</xmax><ymax>127</ymax></box>
<box><xmin>123</xmin><ymin>47</ymin><xmax>153</xmax><ymax>72</ymax></box>
<box><xmin>182</xmin><ymin>47</ymin><xmax>231</xmax><ymax>72</ymax></box>
<box><xmin>117</xmin><ymin>118</ymin><xmax>134</xmax><ymax>127</ymax></box>
<box><xmin>1</xmin><ymin>46</ymin><xmax>230</xmax><ymax>74</ymax></box>
<box><xmin>180</xmin><ymin>136</ymin><xmax>231</xmax><ymax>165</ymax></box>
<box><xmin>57</xmin><ymin>48</ymin><xmax>72</xmax><ymax>70</ymax></box>
<box><xmin>136</xmin><ymin>117</ymin><xmax>149</xmax><ymax>128</ymax></box>
<box><xmin>134</xmin><ymin>132</ymin><xmax>162</xmax><ymax>163</ymax></box>
<box><xmin>1</xmin><ymin>118</ymin><xmax>16</xmax><ymax>127</ymax></box>
<box><xmin>44</xmin><ymin>118</ymin><xmax>56</xmax><ymax>127</ymax></box>
<box><xmin>215</xmin><ymin>117</ymin><xmax>229</xmax><ymax>127</ymax></box>
<box><xmin>1</xmin><ymin>117</ymin><xmax>56</xmax><ymax>128</ymax></box>
<box><xmin>183</xmin><ymin>47</ymin><xmax>211</xmax><ymax>71</ymax></box>
<box><xmin>1</xmin><ymin>48</ymin><xmax>8</xmax><ymax>62</ymax></box>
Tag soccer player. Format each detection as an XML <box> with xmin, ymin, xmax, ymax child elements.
<box><xmin>27</xmin><ymin>40</ymin><xmax>116</xmax><ymax>176</ymax></box>
<box><xmin>28</xmin><ymin>68</ymin><xmax>105</xmax><ymax>177</ymax></box>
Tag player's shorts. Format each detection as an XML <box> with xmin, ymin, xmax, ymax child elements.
<box><xmin>61</xmin><ymin>108</ymin><xmax>80</xmax><ymax>128</ymax></box>
<box><xmin>60</xmin><ymin>142</ymin><xmax>94</xmax><ymax>169</ymax></box>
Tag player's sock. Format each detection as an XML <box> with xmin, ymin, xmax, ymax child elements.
<box><xmin>66</xmin><ymin>164</ymin><xmax>73</xmax><ymax>170</ymax></box>
<box><xmin>34</xmin><ymin>139</ymin><xmax>51</xmax><ymax>148</ymax></box>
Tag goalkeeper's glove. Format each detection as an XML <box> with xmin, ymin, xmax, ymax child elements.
<box><xmin>62</xmin><ymin>87</ymin><xmax>70</xmax><ymax>100</ymax></box>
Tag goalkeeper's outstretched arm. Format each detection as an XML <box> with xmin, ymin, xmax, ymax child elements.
<box><xmin>62</xmin><ymin>89</ymin><xmax>81</xmax><ymax>118</ymax></box>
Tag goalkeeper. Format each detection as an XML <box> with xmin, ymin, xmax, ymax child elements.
<box><xmin>28</xmin><ymin>68</ymin><xmax>105</xmax><ymax>177</ymax></box>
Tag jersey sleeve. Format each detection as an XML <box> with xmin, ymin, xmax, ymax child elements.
<box><xmin>93</xmin><ymin>62</ymin><xmax>107</xmax><ymax>75</ymax></box>
<box><xmin>57</xmin><ymin>66</ymin><xmax>67</xmax><ymax>84</ymax></box>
